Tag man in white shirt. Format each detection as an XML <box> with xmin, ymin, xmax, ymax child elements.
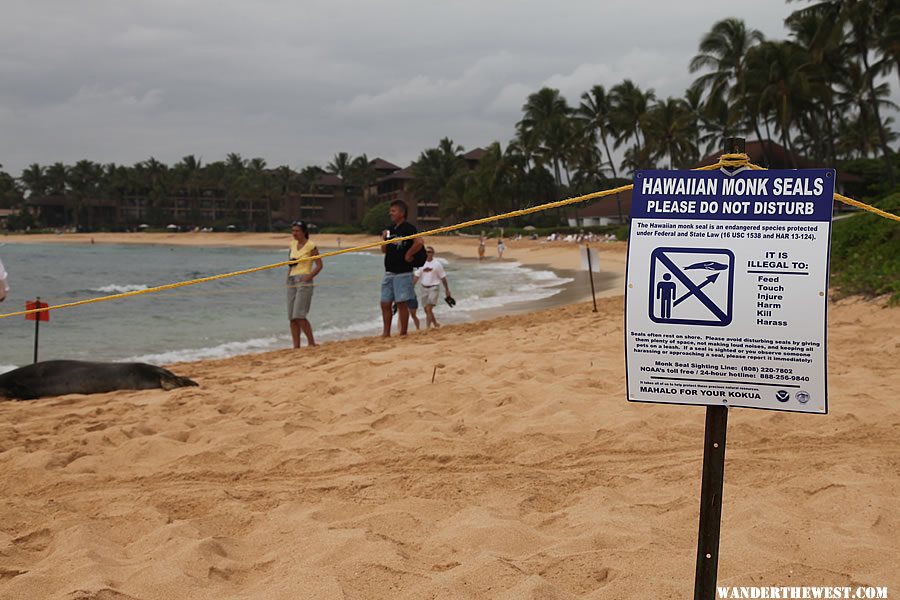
<box><xmin>415</xmin><ymin>246</ymin><xmax>452</xmax><ymax>329</ymax></box>
<box><xmin>0</xmin><ymin>257</ymin><xmax>8</xmax><ymax>302</ymax></box>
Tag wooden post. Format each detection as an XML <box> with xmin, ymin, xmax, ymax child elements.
<box><xmin>693</xmin><ymin>137</ymin><xmax>743</xmax><ymax>600</ymax></box>
<box><xmin>585</xmin><ymin>245</ymin><xmax>598</xmax><ymax>313</ymax></box>
<box><xmin>33</xmin><ymin>296</ymin><xmax>41</xmax><ymax>364</ymax></box>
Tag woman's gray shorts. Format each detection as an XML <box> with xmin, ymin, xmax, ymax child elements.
<box><xmin>287</xmin><ymin>276</ymin><xmax>313</xmax><ymax>320</ymax></box>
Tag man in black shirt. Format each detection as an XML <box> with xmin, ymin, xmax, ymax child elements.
<box><xmin>380</xmin><ymin>199</ymin><xmax>425</xmax><ymax>337</ymax></box>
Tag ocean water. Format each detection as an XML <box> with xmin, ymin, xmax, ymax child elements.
<box><xmin>0</xmin><ymin>242</ymin><xmax>572</xmax><ymax>372</ymax></box>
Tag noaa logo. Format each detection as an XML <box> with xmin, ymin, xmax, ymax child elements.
<box><xmin>796</xmin><ymin>390</ymin><xmax>810</xmax><ymax>404</ymax></box>
<box><xmin>775</xmin><ymin>389</ymin><xmax>790</xmax><ymax>403</ymax></box>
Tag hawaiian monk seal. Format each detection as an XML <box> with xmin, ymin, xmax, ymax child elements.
<box><xmin>0</xmin><ymin>360</ymin><xmax>198</xmax><ymax>401</ymax></box>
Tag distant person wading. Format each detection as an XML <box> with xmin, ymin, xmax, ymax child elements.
<box><xmin>380</xmin><ymin>200</ymin><xmax>425</xmax><ymax>337</ymax></box>
<box><xmin>287</xmin><ymin>221</ymin><xmax>323</xmax><ymax>348</ymax></box>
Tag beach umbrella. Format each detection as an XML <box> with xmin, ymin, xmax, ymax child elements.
<box><xmin>166</xmin><ymin>224</ymin><xmax>178</xmax><ymax>231</ymax></box>
<box><xmin>138</xmin><ymin>224</ymin><xmax>150</xmax><ymax>230</ymax></box>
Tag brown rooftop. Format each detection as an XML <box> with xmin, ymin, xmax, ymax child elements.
<box><xmin>463</xmin><ymin>148</ymin><xmax>487</xmax><ymax>161</ymax></box>
<box><xmin>370</xmin><ymin>158</ymin><xmax>401</xmax><ymax>172</ymax></box>
<box><xmin>379</xmin><ymin>166</ymin><xmax>415</xmax><ymax>182</ymax></box>
<box><xmin>314</xmin><ymin>173</ymin><xmax>343</xmax><ymax>187</ymax></box>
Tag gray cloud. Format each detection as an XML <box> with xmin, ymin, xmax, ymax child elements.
<box><xmin>0</xmin><ymin>0</ymin><xmax>869</xmax><ymax>175</ymax></box>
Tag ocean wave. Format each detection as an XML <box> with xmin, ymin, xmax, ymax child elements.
<box><xmin>316</xmin><ymin>316</ymin><xmax>384</xmax><ymax>339</ymax></box>
<box><xmin>0</xmin><ymin>364</ymin><xmax>19</xmax><ymax>375</ymax></box>
<box><xmin>476</xmin><ymin>261</ymin><xmax>524</xmax><ymax>271</ymax></box>
<box><xmin>123</xmin><ymin>335</ymin><xmax>285</xmax><ymax>364</ymax></box>
<box><xmin>91</xmin><ymin>284</ymin><xmax>149</xmax><ymax>294</ymax></box>
<box><xmin>334</xmin><ymin>251</ymin><xmax>380</xmax><ymax>258</ymax></box>
<box><xmin>526</xmin><ymin>269</ymin><xmax>567</xmax><ymax>282</ymax></box>
<box><xmin>452</xmin><ymin>286</ymin><xmax>563</xmax><ymax>313</ymax></box>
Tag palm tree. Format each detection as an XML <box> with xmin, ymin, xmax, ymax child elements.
<box><xmin>577</xmin><ymin>85</ymin><xmax>619</xmax><ymax>179</ymax></box>
<box><xmin>141</xmin><ymin>157</ymin><xmax>169</xmax><ymax>226</ymax></box>
<box><xmin>875</xmin><ymin>3</ymin><xmax>899</xmax><ymax>87</ymax></box>
<box><xmin>0</xmin><ymin>168</ymin><xmax>22</xmax><ymax>209</ymax></box>
<box><xmin>326</xmin><ymin>152</ymin><xmax>354</xmax><ymax>180</ymax></box>
<box><xmin>517</xmin><ymin>87</ymin><xmax>573</xmax><ymax>186</ymax></box>
<box><xmin>244</xmin><ymin>158</ymin><xmax>267</xmax><ymax>230</ymax></box>
<box><xmin>349</xmin><ymin>154</ymin><xmax>378</xmax><ymax>197</ymax></box>
<box><xmin>20</xmin><ymin>164</ymin><xmax>47</xmax><ymax>198</ymax></box>
<box><xmin>45</xmin><ymin>162</ymin><xmax>68</xmax><ymax>196</ymax></box>
<box><xmin>689</xmin><ymin>18</ymin><xmax>765</xmax><ymax>100</ymax></box>
<box><xmin>225</xmin><ymin>153</ymin><xmax>246</xmax><ymax>171</ymax></box>
<box><xmin>786</xmin><ymin>7</ymin><xmax>849</xmax><ymax>164</ymax></box>
<box><xmin>173</xmin><ymin>155</ymin><xmax>203</xmax><ymax>224</ymax></box>
<box><xmin>411</xmin><ymin>140</ymin><xmax>465</xmax><ymax>211</ymax></box>
<box><xmin>610</xmin><ymin>80</ymin><xmax>656</xmax><ymax>173</ymax></box>
<box><xmin>645</xmin><ymin>98</ymin><xmax>699</xmax><ymax>169</ymax></box>
<box><xmin>467</xmin><ymin>142</ymin><xmax>517</xmax><ymax>217</ymax></box>
<box><xmin>67</xmin><ymin>160</ymin><xmax>102</xmax><ymax>229</ymax></box>
<box><xmin>437</xmin><ymin>137</ymin><xmax>464</xmax><ymax>159</ymax></box>
<box><xmin>833</xmin><ymin>61</ymin><xmax>899</xmax><ymax>158</ymax></box>
<box><xmin>695</xmin><ymin>91</ymin><xmax>746</xmax><ymax>157</ymax></box>
<box><xmin>788</xmin><ymin>0</ymin><xmax>895</xmax><ymax>183</ymax></box>
<box><xmin>747</xmin><ymin>41</ymin><xmax>814</xmax><ymax>167</ymax></box>
<box><xmin>689</xmin><ymin>18</ymin><xmax>766</xmax><ymax>159</ymax></box>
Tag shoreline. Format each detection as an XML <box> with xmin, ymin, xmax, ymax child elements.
<box><xmin>0</xmin><ymin>233</ymin><xmax>627</xmax><ymax>367</ymax></box>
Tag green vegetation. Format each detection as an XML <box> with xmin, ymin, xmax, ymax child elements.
<box><xmin>830</xmin><ymin>194</ymin><xmax>900</xmax><ymax>303</ymax></box>
<box><xmin>362</xmin><ymin>201</ymin><xmax>393</xmax><ymax>235</ymax></box>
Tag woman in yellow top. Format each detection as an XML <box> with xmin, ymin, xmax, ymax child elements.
<box><xmin>287</xmin><ymin>221</ymin><xmax>324</xmax><ymax>348</ymax></box>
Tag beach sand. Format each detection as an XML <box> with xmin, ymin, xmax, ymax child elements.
<box><xmin>0</xmin><ymin>235</ymin><xmax>897</xmax><ymax>599</ymax></box>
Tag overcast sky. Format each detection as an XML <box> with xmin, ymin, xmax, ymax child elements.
<box><xmin>0</xmin><ymin>0</ymin><xmax>863</xmax><ymax>175</ymax></box>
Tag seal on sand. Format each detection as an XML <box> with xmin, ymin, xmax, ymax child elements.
<box><xmin>0</xmin><ymin>360</ymin><xmax>198</xmax><ymax>401</ymax></box>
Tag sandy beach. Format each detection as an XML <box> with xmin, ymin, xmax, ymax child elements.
<box><xmin>0</xmin><ymin>234</ymin><xmax>897</xmax><ymax>598</ymax></box>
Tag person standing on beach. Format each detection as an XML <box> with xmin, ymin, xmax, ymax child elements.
<box><xmin>381</xmin><ymin>199</ymin><xmax>424</xmax><ymax>337</ymax></box>
<box><xmin>497</xmin><ymin>237</ymin><xmax>506</xmax><ymax>260</ymax></box>
<box><xmin>417</xmin><ymin>246</ymin><xmax>451</xmax><ymax>329</ymax></box>
<box><xmin>478</xmin><ymin>235</ymin><xmax>486</xmax><ymax>260</ymax></box>
<box><xmin>0</xmin><ymin>257</ymin><xmax>8</xmax><ymax>302</ymax></box>
<box><xmin>287</xmin><ymin>221</ymin><xmax>323</xmax><ymax>348</ymax></box>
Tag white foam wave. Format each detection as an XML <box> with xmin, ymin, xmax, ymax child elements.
<box><xmin>452</xmin><ymin>286</ymin><xmax>564</xmax><ymax>313</ymax></box>
<box><xmin>335</xmin><ymin>251</ymin><xmax>380</xmax><ymax>258</ymax></box>
<box><xmin>316</xmin><ymin>316</ymin><xmax>384</xmax><ymax>339</ymax></box>
<box><xmin>92</xmin><ymin>284</ymin><xmax>149</xmax><ymax>294</ymax></box>
<box><xmin>527</xmin><ymin>270</ymin><xmax>566</xmax><ymax>282</ymax></box>
<box><xmin>476</xmin><ymin>261</ymin><xmax>524</xmax><ymax>271</ymax></box>
<box><xmin>0</xmin><ymin>364</ymin><xmax>19</xmax><ymax>375</ymax></box>
<box><xmin>123</xmin><ymin>335</ymin><xmax>285</xmax><ymax>364</ymax></box>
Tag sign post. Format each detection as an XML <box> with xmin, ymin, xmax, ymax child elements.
<box><xmin>623</xmin><ymin>138</ymin><xmax>834</xmax><ymax>598</ymax></box>
<box><xmin>25</xmin><ymin>298</ymin><xmax>49</xmax><ymax>364</ymax></box>
<box><xmin>582</xmin><ymin>244</ymin><xmax>599</xmax><ymax>312</ymax></box>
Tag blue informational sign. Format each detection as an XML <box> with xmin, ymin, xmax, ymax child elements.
<box><xmin>625</xmin><ymin>169</ymin><xmax>834</xmax><ymax>413</ymax></box>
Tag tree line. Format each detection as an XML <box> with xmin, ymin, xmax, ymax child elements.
<box><xmin>1</xmin><ymin>0</ymin><xmax>897</xmax><ymax>229</ymax></box>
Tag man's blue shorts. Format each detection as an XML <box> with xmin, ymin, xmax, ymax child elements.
<box><xmin>381</xmin><ymin>272</ymin><xmax>415</xmax><ymax>303</ymax></box>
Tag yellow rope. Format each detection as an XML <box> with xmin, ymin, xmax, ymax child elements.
<box><xmin>0</xmin><ymin>152</ymin><xmax>895</xmax><ymax>320</ymax></box>
<box><xmin>0</xmin><ymin>184</ymin><xmax>631</xmax><ymax>320</ymax></box>
<box><xmin>834</xmin><ymin>192</ymin><xmax>900</xmax><ymax>223</ymax></box>
<box><xmin>712</xmin><ymin>153</ymin><xmax>900</xmax><ymax>222</ymax></box>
